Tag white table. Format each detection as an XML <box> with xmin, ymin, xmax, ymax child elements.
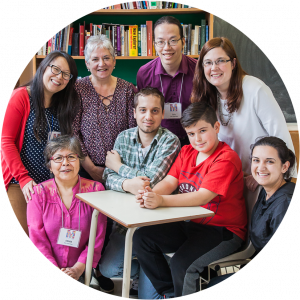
<box><xmin>76</xmin><ymin>190</ymin><xmax>214</xmax><ymax>298</ymax></box>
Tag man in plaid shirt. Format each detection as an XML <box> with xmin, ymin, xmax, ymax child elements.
<box><xmin>100</xmin><ymin>87</ymin><xmax>180</xmax><ymax>293</ymax></box>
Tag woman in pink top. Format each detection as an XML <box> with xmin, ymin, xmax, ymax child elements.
<box><xmin>27</xmin><ymin>135</ymin><xmax>106</xmax><ymax>281</ymax></box>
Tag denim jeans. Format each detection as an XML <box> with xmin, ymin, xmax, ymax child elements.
<box><xmin>99</xmin><ymin>226</ymin><xmax>140</xmax><ymax>279</ymax></box>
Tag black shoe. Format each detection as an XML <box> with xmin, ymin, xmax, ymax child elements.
<box><xmin>129</xmin><ymin>288</ymin><xmax>138</xmax><ymax>298</ymax></box>
<box><xmin>98</xmin><ymin>275</ymin><xmax>114</xmax><ymax>293</ymax></box>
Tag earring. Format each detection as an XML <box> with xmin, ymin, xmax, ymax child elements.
<box><xmin>113</xmin><ymin>66</ymin><xmax>115</xmax><ymax>69</ymax></box>
<box><xmin>50</xmin><ymin>170</ymin><xmax>52</xmax><ymax>173</ymax></box>
<box><xmin>87</xmin><ymin>69</ymin><xmax>90</xmax><ymax>72</ymax></box>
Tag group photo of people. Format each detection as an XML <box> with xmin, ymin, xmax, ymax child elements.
<box><xmin>1</xmin><ymin>11</ymin><xmax>297</xmax><ymax>299</ymax></box>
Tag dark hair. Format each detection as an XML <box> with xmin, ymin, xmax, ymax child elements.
<box><xmin>27</xmin><ymin>51</ymin><xmax>79</xmax><ymax>141</ymax></box>
<box><xmin>154</xmin><ymin>16</ymin><xmax>183</xmax><ymax>39</ymax></box>
<box><xmin>134</xmin><ymin>87</ymin><xmax>165</xmax><ymax>110</ymax></box>
<box><xmin>181</xmin><ymin>102</ymin><xmax>218</xmax><ymax>128</ymax></box>
<box><xmin>44</xmin><ymin>135</ymin><xmax>85</xmax><ymax>169</ymax></box>
<box><xmin>190</xmin><ymin>37</ymin><xmax>247</xmax><ymax>114</ymax></box>
<box><xmin>250</xmin><ymin>136</ymin><xmax>296</xmax><ymax>181</ymax></box>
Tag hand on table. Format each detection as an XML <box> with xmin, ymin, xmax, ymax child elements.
<box><xmin>123</xmin><ymin>176</ymin><xmax>150</xmax><ymax>195</ymax></box>
<box><xmin>136</xmin><ymin>186</ymin><xmax>163</xmax><ymax>209</ymax></box>
<box><xmin>22</xmin><ymin>180</ymin><xmax>37</xmax><ymax>202</ymax></box>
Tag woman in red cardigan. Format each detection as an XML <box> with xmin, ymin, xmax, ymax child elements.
<box><xmin>1</xmin><ymin>51</ymin><xmax>79</xmax><ymax>235</ymax></box>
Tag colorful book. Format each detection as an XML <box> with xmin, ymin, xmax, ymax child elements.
<box><xmin>138</xmin><ymin>26</ymin><xmax>141</xmax><ymax>56</ymax></box>
<box><xmin>200</xmin><ymin>19</ymin><xmax>206</xmax><ymax>49</ymax></box>
<box><xmin>129</xmin><ymin>25</ymin><xmax>138</xmax><ymax>56</ymax></box>
<box><xmin>79</xmin><ymin>25</ymin><xmax>85</xmax><ymax>56</ymax></box>
<box><xmin>146</xmin><ymin>20</ymin><xmax>153</xmax><ymax>56</ymax></box>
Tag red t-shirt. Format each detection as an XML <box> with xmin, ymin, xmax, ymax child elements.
<box><xmin>168</xmin><ymin>142</ymin><xmax>247</xmax><ymax>241</ymax></box>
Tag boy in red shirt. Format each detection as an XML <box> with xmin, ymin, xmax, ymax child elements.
<box><xmin>133</xmin><ymin>102</ymin><xmax>247</xmax><ymax>297</ymax></box>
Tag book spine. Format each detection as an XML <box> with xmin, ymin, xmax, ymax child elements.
<box><xmin>138</xmin><ymin>26</ymin><xmax>141</xmax><ymax>56</ymax></box>
<box><xmin>200</xmin><ymin>19</ymin><xmax>206</xmax><ymax>49</ymax></box>
<box><xmin>187</xmin><ymin>24</ymin><xmax>192</xmax><ymax>55</ymax></box>
<box><xmin>146</xmin><ymin>20</ymin><xmax>153</xmax><ymax>56</ymax></box>
<box><xmin>129</xmin><ymin>25</ymin><xmax>138</xmax><ymax>56</ymax></box>
<box><xmin>72</xmin><ymin>33</ymin><xmax>79</xmax><ymax>56</ymax></box>
<box><xmin>117</xmin><ymin>25</ymin><xmax>121</xmax><ymax>56</ymax></box>
<box><xmin>121</xmin><ymin>25</ymin><xmax>125</xmax><ymax>56</ymax></box>
<box><xmin>47</xmin><ymin>38</ymin><xmax>52</xmax><ymax>54</ymax></box>
<box><xmin>113</xmin><ymin>25</ymin><xmax>118</xmax><ymax>56</ymax></box>
<box><xmin>191</xmin><ymin>29</ymin><xmax>195</xmax><ymax>55</ymax></box>
<box><xmin>182</xmin><ymin>24</ymin><xmax>187</xmax><ymax>55</ymax></box>
<box><xmin>79</xmin><ymin>25</ymin><xmax>84</xmax><ymax>56</ymax></box>
<box><xmin>206</xmin><ymin>25</ymin><xmax>209</xmax><ymax>42</ymax></box>
<box><xmin>198</xmin><ymin>26</ymin><xmax>201</xmax><ymax>54</ymax></box>
<box><xmin>133</xmin><ymin>2</ymin><xmax>137</xmax><ymax>9</ymax></box>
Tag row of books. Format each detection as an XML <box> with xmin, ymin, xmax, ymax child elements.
<box><xmin>37</xmin><ymin>20</ymin><xmax>209</xmax><ymax>57</ymax></box>
<box><xmin>103</xmin><ymin>2</ymin><xmax>192</xmax><ymax>9</ymax></box>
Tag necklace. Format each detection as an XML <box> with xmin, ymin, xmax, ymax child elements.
<box><xmin>217</xmin><ymin>94</ymin><xmax>233</xmax><ymax>126</ymax></box>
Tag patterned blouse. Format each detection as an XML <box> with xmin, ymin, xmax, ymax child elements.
<box><xmin>73</xmin><ymin>76</ymin><xmax>137</xmax><ymax>166</ymax></box>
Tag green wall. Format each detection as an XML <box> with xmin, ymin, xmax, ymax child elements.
<box><xmin>73</xmin><ymin>12</ymin><xmax>204</xmax><ymax>85</ymax></box>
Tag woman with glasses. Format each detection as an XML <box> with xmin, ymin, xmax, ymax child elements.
<box><xmin>27</xmin><ymin>135</ymin><xmax>107</xmax><ymax>282</ymax></box>
<box><xmin>190</xmin><ymin>37</ymin><xmax>296</xmax><ymax>192</ymax></box>
<box><xmin>73</xmin><ymin>35</ymin><xmax>136</xmax><ymax>183</ymax></box>
<box><xmin>1</xmin><ymin>50</ymin><xmax>80</xmax><ymax>235</ymax></box>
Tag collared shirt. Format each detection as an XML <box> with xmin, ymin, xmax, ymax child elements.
<box><xmin>103</xmin><ymin>126</ymin><xmax>180</xmax><ymax>235</ymax></box>
<box><xmin>27</xmin><ymin>177</ymin><xmax>107</xmax><ymax>269</ymax></box>
<box><xmin>136</xmin><ymin>54</ymin><xmax>197</xmax><ymax>138</ymax></box>
<box><xmin>103</xmin><ymin>126</ymin><xmax>180</xmax><ymax>193</ymax></box>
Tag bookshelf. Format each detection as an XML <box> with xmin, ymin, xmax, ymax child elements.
<box><xmin>20</xmin><ymin>7</ymin><xmax>214</xmax><ymax>86</ymax></box>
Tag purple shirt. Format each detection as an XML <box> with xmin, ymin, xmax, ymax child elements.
<box><xmin>137</xmin><ymin>55</ymin><xmax>197</xmax><ymax>138</ymax></box>
<box><xmin>27</xmin><ymin>177</ymin><xmax>107</xmax><ymax>269</ymax></box>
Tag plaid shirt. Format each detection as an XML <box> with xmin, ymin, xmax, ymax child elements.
<box><xmin>103</xmin><ymin>126</ymin><xmax>180</xmax><ymax>193</ymax></box>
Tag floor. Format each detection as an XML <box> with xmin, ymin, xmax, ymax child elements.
<box><xmin>91</xmin><ymin>267</ymin><xmax>239</xmax><ymax>300</ymax></box>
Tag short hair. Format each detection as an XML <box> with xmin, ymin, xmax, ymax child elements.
<box><xmin>250</xmin><ymin>136</ymin><xmax>296</xmax><ymax>181</ymax></box>
<box><xmin>84</xmin><ymin>35</ymin><xmax>115</xmax><ymax>62</ymax></box>
<box><xmin>181</xmin><ymin>102</ymin><xmax>218</xmax><ymax>128</ymax></box>
<box><xmin>44</xmin><ymin>135</ymin><xmax>85</xmax><ymax>169</ymax></box>
<box><xmin>134</xmin><ymin>87</ymin><xmax>165</xmax><ymax>110</ymax></box>
<box><xmin>154</xmin><ymin>16</ymin><xmax>183</xmax><ymax>39</ymax></box>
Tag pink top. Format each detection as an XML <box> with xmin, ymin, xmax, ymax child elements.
<box><xmin>27</xmin><ymin>177</ymin><xmax>106</xmax><ymax>269</ymax></box>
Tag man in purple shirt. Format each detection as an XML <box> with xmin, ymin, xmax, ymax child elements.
<box><xmin>137</xmin><ymin>16</ymin><xmax>197</xmax><ymax>146</ymax></box>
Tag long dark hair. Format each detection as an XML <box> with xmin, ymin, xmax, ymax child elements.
<box><xmin>27</xmin><ymin>51</ymin><xmax>79</xmax><ymax>141</ymax></box>
<box><xmin>190</xmin><ymin>37</ymin><xmax>247</xmax><ymax>113</ymax></box>
<box><xmin>251</xmin><ymin>136</ymin><xmax>296</xmax><ymax>181</ymax></box>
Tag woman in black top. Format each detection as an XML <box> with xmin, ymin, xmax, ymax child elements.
<box><xmin>208</xmin><ymin>136</ymin><xmax>296</xmax><ymax>288</ymax></box>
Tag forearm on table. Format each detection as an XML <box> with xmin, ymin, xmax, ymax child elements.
<box><xmin>160</xmin><ymin>189</ymin><xmax>217</xmax><ymax>207</ymax></box>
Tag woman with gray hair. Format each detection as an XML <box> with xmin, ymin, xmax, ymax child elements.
<box><xmin>27</xmin><ymin>135</ymin><xmax>107</xmax><ymax>282</ymax></box>
<box><xmin>73</xmin><ymin>35</ymin><xmax>136</xmax><ymax>183</ymax></box>
<box><xmin>73</xmin><ymin>35</ymin><xmax>135</xmax><ymax>292</ymax></box>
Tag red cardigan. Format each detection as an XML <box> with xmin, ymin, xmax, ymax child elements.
<box><xmin>1</xmin><ymin>87</ymin><xmax>31</xmax><ymax>190</ymax></box>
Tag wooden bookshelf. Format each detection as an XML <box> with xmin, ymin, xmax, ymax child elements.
<box><xmin>20</xmin><ymin>8</ymin><xmax>213</xmax><ymax>85</ymax></box>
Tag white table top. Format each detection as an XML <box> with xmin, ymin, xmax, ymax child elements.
<box><xmin>76</xmin><ymin>190</ymin><xmax>214</xmax><ymax>228</ymax></box>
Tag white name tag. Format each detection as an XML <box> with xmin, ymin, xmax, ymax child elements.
<box><xmin>57</xmin><ymin>228</ymin><xmax>82</xmax><ymax>248</ymax></box>
<box><xmin>48</xmin><ymin>131</ymin><xmax>61</xmax><ymax>141</ymax></box>
<box><xmin>164</xmin><ymin>103</ymin><xmax>182</xmax><ymax>119</ymax></box>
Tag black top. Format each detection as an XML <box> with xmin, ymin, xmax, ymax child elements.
<box><xmin>249</xmin><ymin>182</ymin><xmax>295</xmax><ymax>253</ymax></box>
<box><xmin>10</xmin><ymin>96</ymin><xmax>60</xmax><ymax>185</ymax></box>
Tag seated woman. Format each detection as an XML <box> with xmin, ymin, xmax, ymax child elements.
<box><xmin>27</xmin><ymin>135</ymin><xmax>107</xmax><ymax>281</ymax></box>
<box><xmin>207</xmin><ymin>136</ymin><xmax>296</xmax><ymax>289</ymax></box>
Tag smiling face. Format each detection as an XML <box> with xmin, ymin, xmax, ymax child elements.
<box><xmin>203</xmin><ymin>47</ymin><xmax>236</xmax><ymax>95</ymax></box>
<box><xmin>86</xmin><ymin>47</ymin><xmax>116</xmax><ymax>80</ymax></box>
<box><xmin>251</xmin><ymin>145</ymin><xmax>289</xmax><ymax>189</ymax></box>
<box><xmin>50</xmin><ymin>148</ymin><xmax>80</xmax><ymax>185</ymax></box>
<box><xmin>154</xmin><ymin>23</ymin><xmax>184</xmax><ymax>70</ymax></box>
<box><xmin>43</xmin><ymin>56</ymin><xmax>70</xmax><ymax>98</ymax></box>
<box><xmin>185</xmin><ymin>119</ymin><xmax>220</xmax><ymax>156</ymax></box>
<box><xmin>134</xmin><ymin>94</ymin><xmax>164</xmax><ymax>135</ymax></box>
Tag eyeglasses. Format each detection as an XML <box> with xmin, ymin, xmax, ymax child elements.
<box><xmin>50</xmin><ymin>153</ymin><xmax>78</xmax><ymax>163</ymax></box>
<box><xmin>202</xmin><ymin>59</ymin><xmax>232</xmax><ymax>68</ymax></box>
<box><xmin>48</xmin><ymin>64</ymin><xmax>73</xmax><ymax>80</ymax></box>
<box><xmin>154</xmin><ymin>38</ymin><xmax>182</xmax><ymax>48</ymax></box>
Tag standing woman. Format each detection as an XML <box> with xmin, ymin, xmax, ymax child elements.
<box><xmin>190</xmin><ymin>37</ymin><xmax>296</xmax><ymax>191</ymax></box>
<box><xmin>1</xmin><ymin>51</ymin><xmax>79</xmax><ymax>235</ymax></box>
<box><xmin>73</xmin><ymin>35</ymin><xmax>136</xmax><ymax>182</ymax></box>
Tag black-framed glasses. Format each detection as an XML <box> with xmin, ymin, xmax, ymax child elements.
<box><xmin>50</xmin><ymin>153</ymin><xmax>78</xmax><ymax>163</ymax></box>
<box><xmin>48</xmin><ymin>64</ymin><xmax>73</xmax><ymax>80</ymax></box>
<box><xmin>202</xmin><ymin>59</ymin><xmax>232</xmax><ymax>68</ymax></box>
<box><xmin>154</xmin><ymin>38</ymin><xmax>182</xmax><ymax>48</ymax></box>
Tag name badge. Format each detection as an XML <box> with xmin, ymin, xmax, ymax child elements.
<box><xmin>164</xmin><ymin>103</ymin><xmax>182</xmax><ymax>119</ymax></box>
<box><xmin>57</xmin><ymin>228</ymin><xmax>82</xmax><ymax>248</ymax></box>
<box><xmin>48</xmin><ymin>131</ymin><xmax>61</xmax><ymax>141</ymax></box>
